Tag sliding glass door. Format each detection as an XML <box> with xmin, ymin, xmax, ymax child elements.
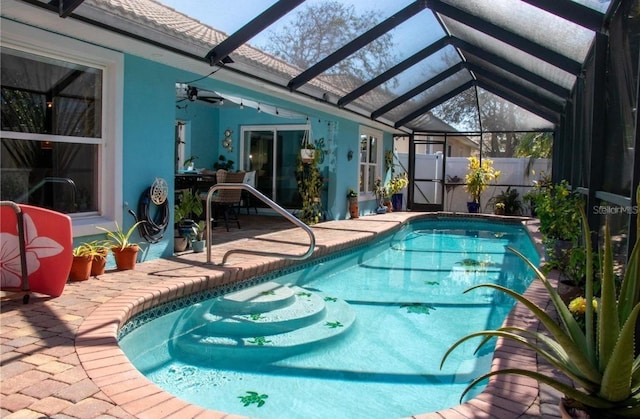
<box><xmin>241</xmin><ymin>125</ymin><xmax>306</xmax><ymax>208</ymax></box>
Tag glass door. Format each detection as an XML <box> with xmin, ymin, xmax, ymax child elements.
<box><xmin>241</xmin><ymin>125</ymin><xmax>306</xmax><ymax>208</ymax></box>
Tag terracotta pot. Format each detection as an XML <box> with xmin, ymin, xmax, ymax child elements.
<box><xmin>348</xmin><ymin>197</ymin><xmax>359</xmax><ymax>219</ymax></box>
<box><xmin>69</xmin><ymin>255</ymin><xmax>92</xmax><ymax>281</ymax></box>
<box><xmin>111</xmin><ymin>245</ymin><xmax>139</xmax><ymax>271</ymax></box>
<box><xmin>90</xmin><ymin>253</ymin><xmax>107</xmax><ymax>277</ymax></box>
<box><xmin>384</xmin><ymin>200</ymin><xmax>392</xmax><ymax>212</ymax></box>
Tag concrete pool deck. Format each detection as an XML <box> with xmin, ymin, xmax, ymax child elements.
<box><xmin>1</xmin><ymin>212</ymin><xmax>565</xmax><ymax>418</ymax></box>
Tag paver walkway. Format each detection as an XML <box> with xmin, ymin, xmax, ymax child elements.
<box><xmin>1</xmin><ymin>212</ymin><xmax>563</xmax><ymax>418</ymax></box>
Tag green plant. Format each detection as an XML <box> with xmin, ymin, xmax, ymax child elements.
<box><xmin>387</xmin><ymin>172</ymin><xmax>408</xmax><ymax>195</ymax></box>
<box><xmin>530</xmin><ymin>180</ymin><xmax>581</xmax><ymax>242</ymax></box>
<box><xmin>193</xmin><ymin>220</ymin><xmax>206</xmax><ymax>241</ymax></box>
<box><xmin>213</xmin><ymin>154</ymin><xmax>234</xmax><ymax>171</ymax></box>
<box><xmin>488</xmin><ymin>186</ymin><xmax>523</xmax><ymax>215</ymax></box>
<box><xmin>464</xmin><ymin>156</ymin><xmax>500</xmax><ymax>203</ymax></box>
<box><xmin>183</xmin><ymin>155</ymin><xmax>198</xmax><ymax>168</ymax></box>
<box><xmin>441</xmin><ymin>203</ymin><xmax>640</xmax><ymax>417</ymax></box>
<box><xmin>72</xmin><ymin>243</ymin><xmax>92</xmax><ymax>257</ymax></box>
<box><xmin>546</xmin><ymin>245</ymin><xmax>600</xmax><ymax>290</ymax></box>
<box><xmin>73</xmin><ymin>240</ymin><xmax>110</xmax><ymax>257</ymax></box>
<box><xmin>174</xmin><ymin>189</ymin><xmax>203</xmax><ymax>224</ymax></box>
<box><xmin>97</xmin><ymin>221</ymin><xmax>143</xmax><ymax>250</ymax></box>
<box><xmin>296</xmin><ymin>148</ymin><xmax>323</xmax><ymax>225</ymax></box>
<box><xmin>347</xmin><ymin>188</ymin><xmax>358</xmax><ymax>198</ymax></box>
<box><xmin>374</xmin><ymin>176</ymin><xmax>389</xmax><ymax>205</ymax></box>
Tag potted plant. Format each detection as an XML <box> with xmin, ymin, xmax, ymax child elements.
<box><xmin>373</xmin><ymin>177</ymin><xmax>388</xmax><ymax>213</ymax></box>
<box><xmin>213</xmin><ymin>154</ymin><xmax>234</xmax><ymax>171</ymax></box>
<box><xmin>69</xmin><ymin>243</ymin><xmax>93</xmax><ymax>281</ymax></box>
<box><xmin>347</xmin><ymin>188</ymin><xmax>359</xmax><ymax>219</ymax></box>
<box><xmin>489</xmin><ymin>187</ymin><xmax>523</xmax><ymax>216</ymax></box>
<box><xmin>299</xmin><ymin>129</ymin><xmax>317</xmax><ymax>164</ymax></box>
<box><xmin>531</xmin><ymin>180</ymin><xmax>582</xmax><ymax>242</ymax></box>
<box><xmin>300</xmin><ymin>142</ymin><xmax>316</xmax><ymax>164</ymax></box>
<box><xmin>82</xmin><ymin>239</ymin><xmax>111</xmax><ymax>277</ymax></box>
<box><xmin>97</xmin><ymin>221</ymin><xmax>143</xmax><ymax>270</ymax></box>
<box><xmin>464</xmin><ymin>156</ymin><xmax>500</xmax><ymax>213</ymax></box>
<box><xmin>531</xmin><ymin>180</ymin><xmax>582</xmax><ymax>266</ymax></box>
<box><xmin>183</xmin><ymin>155</ymin><xmax>198</xmax><ymax>171</ymax></box>
<box><xmin>174</xmin><ymin>189</ymin><xmax>203</xmax><ymax>252</ymax></box>
<box><xmin>191</xmin><ymin>220</ymin><xmax>207</xmax><ymax>253</ymax></box>
<box><xmin>296</xmin><ymin>149</ymin><xmax>323</xmax><ymax>225</ymax></box>
<box><xmin>388</xmin><ymin>173</ymin><xmax>408</xmax><ymax>211</ymax></box>
<box><xmin>523</xmin><ymin>171</ymin><xmax>551</xmax><ymax>216</ymax></box>
<box><xmin>441</xmin><ymin>203</ymin><xmax>640</xmax><ymax>418</ymax></box>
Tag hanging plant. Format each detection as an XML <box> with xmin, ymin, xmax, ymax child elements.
<box><xmin>296</xmin><ymin>145</ymin><xmax>323</xmax><ymax>225</ymax></box>
<box><xmin>300</xmin><ymin>122</ymin><xmax>316</xmax><ymax>164</ymax></box>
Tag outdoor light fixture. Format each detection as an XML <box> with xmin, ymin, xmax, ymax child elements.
<box><xmin>187</xmin><ymin>86</ymin><xmax>198</xmax><ymax>101</ymax></box>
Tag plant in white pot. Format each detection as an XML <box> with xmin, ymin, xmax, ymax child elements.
<box><xmin>441</xmin><ymin>202</ymin><xmax>640</xmax><ymax>418</ymax></box>
<box><xmin>191</xmin><ymin>220</ymin><xmax>207</xmax><ymax>253</ymax></box>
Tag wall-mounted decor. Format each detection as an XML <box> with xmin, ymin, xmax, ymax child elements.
<box><xmin>222</xmin><ymin>128</ymin><xmax>233</xmax><ymax>152</ymax></box>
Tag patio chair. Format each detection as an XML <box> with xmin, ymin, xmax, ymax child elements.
<box><xmin>211</xmin><ymin>169</ymin><xmax>245</xmax><ymax>231</ymax></box>
<box><xmin>241</xmin><ymin>170</ymin><xmax>258</xmax><ymax>215</ymax></box>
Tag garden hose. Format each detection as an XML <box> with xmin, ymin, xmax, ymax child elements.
<box><xmin>136</xmin><ymin>186</ymin><xmax>169</xmax><ymax>243</ymax></box>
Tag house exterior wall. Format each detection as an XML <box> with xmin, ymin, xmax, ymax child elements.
<box><xmin>1</xmin><ymin>16</ymin><xmax>398</xmax><ymax>265</ymax></box>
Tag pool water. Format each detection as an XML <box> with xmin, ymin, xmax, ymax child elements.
<box><xmin>120</xmin><ymin>218</ymin><xmax>539</xmax><ymax>418</ymax></box>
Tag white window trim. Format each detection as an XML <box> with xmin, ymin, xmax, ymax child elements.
<box><xmin>359</xmin><ymin>126</ymin><xmax>383</xmax><ymax>201</ymax></box>
<box><xmin>1</xmin><ymin>19</ymin><xmax>123</xmax><ymax>236</ymax></box>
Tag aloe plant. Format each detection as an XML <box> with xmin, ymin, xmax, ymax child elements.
<box><xmin>441</xmin><ymin>201</ymin><xmax>640</xmax><ymax>417</ymax></box>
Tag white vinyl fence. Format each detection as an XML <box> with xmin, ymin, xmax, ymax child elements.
<box><xmin>395</xmin><ymin>153</ymin><xmax>550</xmax><ymax>213</ymax></box>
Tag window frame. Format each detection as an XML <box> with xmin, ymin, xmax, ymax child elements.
<box><xmin>359</xmin><ymin>126</ymin><xmax>383</xmax><ymax>199</ymax></box>
<box><xmin>1</xmin><ymin>20</ymin><xmax>123</xmax><ymax>236</ymax></box>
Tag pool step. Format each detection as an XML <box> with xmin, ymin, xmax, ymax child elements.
<box><xmin>211</xmin><ymin>281</ymin><xmax>296</xmax><ymax>314</ymax></box>
<box><xmin>187</xmin><ymin>287</ymin><xmax>328</xmax><ymax>336</ymax></box>
<box><xmin>174</xmin><ymin>282</ymin><xmax>355</xmax><ymax>363</ymax></box>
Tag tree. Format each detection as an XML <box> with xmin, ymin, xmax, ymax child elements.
<box><xmin>260</xmin><ymin>2</ymin><xmax>397</xmax><ymax>86</ymax></box>
<box><xmin>431</xmin><ymin>87</ymin><xmax>549</xmax><ymax>157</ymax></box>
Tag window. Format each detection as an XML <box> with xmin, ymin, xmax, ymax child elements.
<box><xmin>359</xmin><ymin>127</ymin><xmax>382</xmax><ymax>195</ymax></box>
<box><xmin>0</xmin><ymin>21</ymin><xmax>122</xmax><ymax>236</ymax></box>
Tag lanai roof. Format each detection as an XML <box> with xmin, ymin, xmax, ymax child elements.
<box><xmin>13</xmin><ymin>0</ymin><xmax>616</xmax><ymax>132</ymax></box>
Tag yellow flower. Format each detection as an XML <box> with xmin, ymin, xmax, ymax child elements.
<box><xmin>568</xmin><ymin>296</ymin><xmax>597</xmax><ymax>315</ymax></box>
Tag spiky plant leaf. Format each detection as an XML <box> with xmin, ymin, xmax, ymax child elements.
<box><xmin>463</xmin><ymin>282</ymin><xmax>601</xmax><ymax>383</ymax></box>
<box><xmin>599</xmin><ymin>304</ymin><xmax>640</xmax><ymax>402</ymax></box>
<box><xmin>599</xmin><ymin>221</ymin><xmax>620</xmax><ymax>371</ymax></box>
<box><xmin>442</xmin><ymin>199</ymin><xmax>640</xmax><ymax>414</ymax></box>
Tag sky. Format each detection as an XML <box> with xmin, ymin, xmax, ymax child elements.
<box><xmin>156</xmin><ymin>0</ymin><xmax>419</xmax><ymax>48</ymax></box>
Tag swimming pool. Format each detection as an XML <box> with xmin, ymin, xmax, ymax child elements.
<box><xmin>119</xmin><ymin>217</ymin><xmax>539</xmax><ymax>418</ymax></box>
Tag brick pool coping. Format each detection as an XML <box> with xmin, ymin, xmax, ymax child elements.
<box><xmin>72</xmin><ymin>213</ymin><xmax>558</xmax><ymax>418</ymax></box>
